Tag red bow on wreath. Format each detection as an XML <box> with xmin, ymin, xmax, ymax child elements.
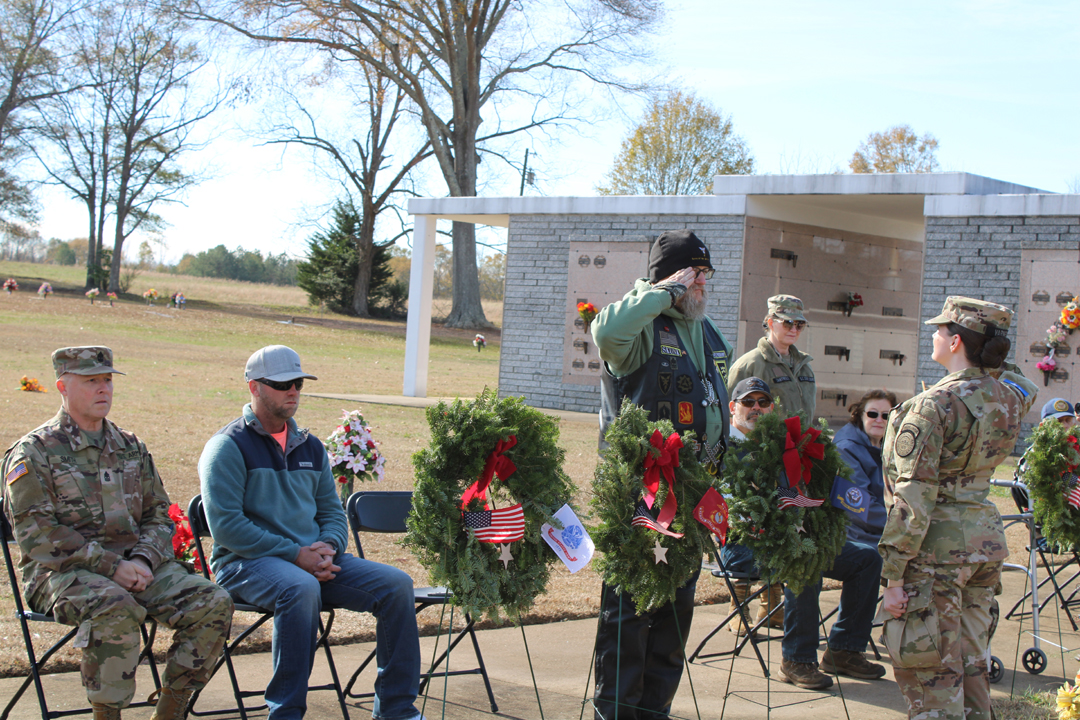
<box><xmin>642</xmin><ymin>429</ymin><xmax>683</xmax><ymax>531</ymax></box>
<box><xmin>461</xmin><ymin>435</ymin><xmax>517</xmax><ymax>510</ymax></box>
<box><xmin>782</xmin><ymin>417</ymin><xmax>825</xmax><ymax>493</ymax></box>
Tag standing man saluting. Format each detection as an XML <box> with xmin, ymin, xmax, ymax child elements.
<box><xmin>2</xmin><ymin>346</ymin><xmax>232</xmax><ymax>720</ymax></box>
<box><xmin>590</xmin><ymin>230</ymin><xmax>732</xmax><ymax>719</ymax></box>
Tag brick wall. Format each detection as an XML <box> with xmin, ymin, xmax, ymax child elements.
<box><xmin>920</xmin><ymin>214</ymin><xmax>1080</xmax><ymax>448</ymax></box>
<box><xmin>499</xmin><ymin>214</ymin><xmax>745</xmax><ymax>413</ymax></box>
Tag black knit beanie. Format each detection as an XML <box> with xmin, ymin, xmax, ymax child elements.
<box><xmin>647</xmin><ymin>230</ymin><xmax>712</xmax><ymax>283</ymax></box>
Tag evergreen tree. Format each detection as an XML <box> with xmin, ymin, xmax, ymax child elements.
<box><xmin>296</xmin><ymin>199</ymin><xmax>393</xmax><ymax>315</ymax></box>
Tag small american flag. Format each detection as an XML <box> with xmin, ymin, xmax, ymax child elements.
<box><xmin>777</xmin><ymin>487</ymin><xmax>825</xmax><ymax>510</ymax></box>
<box><xmin>463</xmin><ymin>503</ymin><xmax>525</xmax><ymax>543</ymax></box>
<box><xmin>631</xmin><ymin>501</ymin><xmax>684</xmax><ymax>538</ymax></box>
<box><xmin>1065</xmin><ymin>472</ymin><xmax>1080</xmax><ymax>510</ymax></box>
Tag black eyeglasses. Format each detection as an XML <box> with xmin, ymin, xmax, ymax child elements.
<box><xmin>780</xmin><ymin>319</ymin><xmax>807</xmax><ymax>331</ymax></box>
<box><xmin>865</xmin><ymin>410</ymin><xmax>889</xmax><ymax>419</ymax></box>
<box><xmin>738</xmin><ymin>398</ymin><xmax>773</xmax><ymax>408</ymax></box>
<box><xmin>694</xmin><ymin>267</ymin><xmax>715</xmax><ymax>280</ymax></box>
<box><xmin>257</xmin><ymin>378</ymin><xmax>304</xmax><ymax>392</ymax></box>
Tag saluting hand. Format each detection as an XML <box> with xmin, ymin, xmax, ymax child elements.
<box><xmin>659</xmin><ymin>267</ymin><xmax>697</xmax><ymax>289</ymax></box>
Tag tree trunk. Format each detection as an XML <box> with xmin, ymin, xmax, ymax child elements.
<box><xmin>350</xmin><ymin>222</ymin><xmax>376</xmax><ymax>317</ymax></box>
<box><xmin>444</xmin><ymin>220</ymin><xmax>488</xmax><ymax>327</ymax></box>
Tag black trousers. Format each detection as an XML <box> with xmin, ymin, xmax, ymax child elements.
<box><xmin>591</xmin><ymin>571</ymin><xmax>699</xmax><ymax>720</ymax></box>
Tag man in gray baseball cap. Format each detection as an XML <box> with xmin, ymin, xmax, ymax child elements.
<box><xmin>200</xmin><ymin>346</ymin><xmax>423</xmax><ymax>720</ymax></box>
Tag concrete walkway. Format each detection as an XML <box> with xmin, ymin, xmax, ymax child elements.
<box><xmin>3</xmin><ymin>563</ymin><xmax>1077</xmax><ymax>720</ymax></box>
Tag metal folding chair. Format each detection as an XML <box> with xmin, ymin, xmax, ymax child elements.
<box><xmin>1</xmin><ymin>498</ymin><xmax>161</xmax><ymax>720</ymax></box>
<box><xmin>186</xmin><ymin>494</ymin><xmax>351</xmax><ymax>720</ymax></box>
<box><xmin>686</xmin><ymin>538</ymin><xmax>771</xmax><ymax>677</ymax></box>
<box><xmin>343</xmin><ymin>490</ymin><xmax>498</xmax><ymax>712</ymax></box>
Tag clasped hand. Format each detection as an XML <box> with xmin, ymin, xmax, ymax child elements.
<box><xmin>296</xmin><ymin>541</ymin><xmax>340</xmax><ymax>582</ymax></box>
<box><xmin>113</xmin><ymin>558</ymin><xmax>153</xmax><ymax>593</ymax></box>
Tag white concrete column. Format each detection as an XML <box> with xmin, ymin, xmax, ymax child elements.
<box><xmin>403</xmin><ymin>214</ymin><xmax>437</xmax><ymax>397</ymax></box>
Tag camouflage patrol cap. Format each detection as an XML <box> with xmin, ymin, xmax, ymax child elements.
<box><xmin>924</xmin><ymin>296</ymin><xmax>1012</xmax><ymax>337</ymax></box>
<box><xmin>766</xmin><ymin>295</ymin><xmax>807</xmax><ymax>323</ymax></box>
<box><xmin>52</xmin><ymin>346</ymin><xmax>125</xmax><ymax>379</ymax></box>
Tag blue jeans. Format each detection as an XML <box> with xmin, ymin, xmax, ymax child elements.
<box><xmin>782</xmin><ymin>540</ymin><xmax>882</xmax><ymax>663</ymax></box>
<box><xmin>215</xmin><ymin>554</ymin><xmax>421</xmax><ymax>720</ymax></box>
<box><xmin>719</xmin><ymin>542</ymin><xmax>761</xmax><ymax>579</ymax></box>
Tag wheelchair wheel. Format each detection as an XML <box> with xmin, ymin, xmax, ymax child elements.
<box><xmin>1022</xmin><ymin>647</ymin><xmax>1047</xmax><ymax>675</ymax></box>
<box><xmin>988</xmin><ymin>655</ymin><xmax>1004</xmax><ymax>684</ymax></box>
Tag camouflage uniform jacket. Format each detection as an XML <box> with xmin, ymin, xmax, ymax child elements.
<box><xmin>727</xmin><ymin>337</ymin><xmax>816</xmax><ymax>421</ymax></box>
<box><xmin>878</xmin><ymin>365</ymin><xmax>1037</xmax><ymax>581</ymax></box>
<box><xmin>2</xmin><ymin>409</ymin><xmax>173</xmax><ymax>611</ymax></box>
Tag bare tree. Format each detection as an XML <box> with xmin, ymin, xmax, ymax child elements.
<box><xmin>264</xmin><ymin>57</ymin><xmax>430</xmax><ymax>316</ymax></box>
<box><xmin>175</xmin><ymin>0</ymin><xmax>661</xmax><ymax>328</ymax></box>
<box><xmin>34</xmin><ymin>0</ymin><xmax>228</xmax><ymax>291</ymax></box>
<box><xmin>0</xmin><ymin>0</ymin><xmax>83</xmax><ymax>224</ymax></box>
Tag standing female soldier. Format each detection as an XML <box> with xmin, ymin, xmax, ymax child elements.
<box><xmin>879</xmin><ymin>297</ymin><xmax>1037</xmax><ymax>720</ymax></box>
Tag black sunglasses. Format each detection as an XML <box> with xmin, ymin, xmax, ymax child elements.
<box><xmin>738</xmin><ymin>398</ymin><xmax>773</xmax><ymax>408</ymax></box>
<box><xmin>865</xmin><ymin>410</ymin><xmax>889</xmax><ymax>419</ymax></box>
<box><xmin>780</xmin><ymin>319</ymin><xmax>807</xmax><ymax>331</ymax></box>
<box><xmin>257</xmin><ymin>378</ymin><xmax>304</xmax><ymax>392</ymax></box>
<box><xmin>693</xmin><ymin>267</ymin><xmax>715</xmax><ymax>280</ymax></box>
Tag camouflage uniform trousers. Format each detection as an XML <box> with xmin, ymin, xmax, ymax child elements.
<box><xmin>47</xmin><ymin>560</ymin><xmax>233</xmax><ymax>708</ymax></box>
<box><xmin>883</xmin><ymin>560</ymin><xmax>1003</xmax><ymax>720</ymax></box>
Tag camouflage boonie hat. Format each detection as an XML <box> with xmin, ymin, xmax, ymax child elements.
<box><xmin>52</xmin><ymin>346</ymin><xmax>125</xmax><ymax>379</ymax></box>
<box><xmin>924</xmin><ymin>296</ymin><xmax>1012</xmax><ymax>337</ymax></box>
<box><xmin>766</xmin><ymin>294</ymin><xmax>807</xmax><ymax>323</ymax></box>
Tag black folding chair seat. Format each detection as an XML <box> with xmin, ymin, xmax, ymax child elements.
<box><xmin>344</xmin><ymin>491</ymin><xmax>497</xmax><ymax>712</ymax></box>
<box><xmin>186</xmin><ymin>494</ymin><xmax>350</xmax><ymax>720</ymax></box>
<box><xmin>1</xmin><ymin>498</ymin><xmax>161</xmax><ymax>720</ymax></box>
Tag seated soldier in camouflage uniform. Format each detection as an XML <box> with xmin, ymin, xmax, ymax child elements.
<box><xmin>2</xmin><ymin>346</ymin><xmax>233</xmax><ymax>720</ymax></box>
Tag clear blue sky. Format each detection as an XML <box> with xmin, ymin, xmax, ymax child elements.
<box><xmin>35</xmin><ymin>0</ymin><xmax>1080</xmax><ymax>261</ymax></box>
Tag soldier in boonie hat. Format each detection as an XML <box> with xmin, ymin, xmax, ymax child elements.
<box><xmin>924</xmin><ymin>296</ymin><xmax>1012</xmax><ymax>337</ymax></box>
<box><xmin>52</xmin><ymin>345</ymin><xmax>126</xmax><ymax>379</ymax></box>
<box><xmin>766</xmin><ymin>294</ymin><xmax>808</xmax><ymax>324</ymax></box>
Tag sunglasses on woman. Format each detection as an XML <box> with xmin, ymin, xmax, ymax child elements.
<box><xmin>256</xmin><ymin>378</ymin><xmax>304</xmax><ymax>392</ymax></box>
<box><xmin>779</xmin><ymin>319</ymin><xmax>807</xmax><ymax>331</ymax></box>
<box><xmin>738</xmin><ymin>398</ymin><xmax>773</xmax><ymax>408</ymax></box>
<box><xmin>864</xmin><ymin>410</ymin><xmax>888</xmax><ymax>419</ymax></box>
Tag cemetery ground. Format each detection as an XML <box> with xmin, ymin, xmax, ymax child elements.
<box><xmin>0</xmin><ymin>262</ymin><xmax>1068</xmax><ymax>719</ymax></box>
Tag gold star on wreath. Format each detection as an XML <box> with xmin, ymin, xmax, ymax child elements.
<box><xmin>652</xmin><ymin>539</ymin><xmax>668</xmax><ymax>565</ymax></box>
<box><xmin>498</xmin><ymin>543</ymin><xmax>514</xmax><ymax>569</ymax></box>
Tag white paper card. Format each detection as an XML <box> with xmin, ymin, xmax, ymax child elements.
<box><xmin>541</xmin><ymin>503</ymin><xmax>594</xmax><ymax>573</ymax></box>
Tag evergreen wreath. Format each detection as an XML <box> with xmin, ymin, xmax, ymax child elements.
<box><xmin>1022</xmin><ymin>419</ymin><xmax>1080</xmax><ymax>551</ymax></box>
<box><xmin>718</xmin><ymin>411</ymin><xmax>849</xmax><ymax>595</ymax></box>
<box><xmin>591</xmin><ymin>401</ymin><xmax>714</xmax><ymax>614</ymax></box>
<box><xmin>405</xmin><ymin>389</ymin><xmax>575</xmax><ymax>621</ymax></box>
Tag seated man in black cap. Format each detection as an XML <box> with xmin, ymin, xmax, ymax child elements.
<box><xmin>590</xmin><ymin>229</ymin><xmax>732</xmax><ymax>719</ymax></box>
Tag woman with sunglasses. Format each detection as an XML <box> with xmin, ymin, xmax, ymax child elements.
<box><xmin>835</xmin><ymin>389</ymin><xmax>896</xmax><ymax>546</ymax></box>
<box><xmin>879</xmin><ymin>297</ymin><xmax>1037</xmax><ymax>720</ymax></box>
<box><xmin>727</xmin><ymin>294</ymin><xmax>816</xmax><ymax>422</ymax></box>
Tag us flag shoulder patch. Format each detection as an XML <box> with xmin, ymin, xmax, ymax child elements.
<box><xmin>6</xmin><ymin>461</ymin><xmax>28</xmax><ymax>485</ymax></box>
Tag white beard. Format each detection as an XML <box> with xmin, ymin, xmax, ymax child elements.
<box><xmin>678</xmin><ymin>289</ymin><xmax>707</xmax><ymax>321</ymax></box>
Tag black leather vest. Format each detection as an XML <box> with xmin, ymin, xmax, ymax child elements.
<box><xmin>599</xmin><ymin>316</ymin><xmax>730</xmax><ymax>464</ymax></box>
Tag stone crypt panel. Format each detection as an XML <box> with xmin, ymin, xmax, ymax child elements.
<box><xmin>564</xmin><ymin>240</ymin><xmax>650</xmax><ymax>385</ymax></box>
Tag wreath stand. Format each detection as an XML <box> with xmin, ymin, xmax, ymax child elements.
<box><xmin>404</xmin><ymin>390</ymin><xmax>576</xmax><ymax>718</ymax></box>
<box><xmin>702</xmin><ymin>412</ymin><xmax>854</xmax><ymax>719</ymax></box>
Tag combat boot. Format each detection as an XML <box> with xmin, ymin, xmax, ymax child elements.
<box><xmin>91</xmin><ymin>704</ymin><xmax>121</xmax><ymax>720</ymax></box>
<box><xmin>727</xmin><ymin>581</ymin><xmax>753</xmax><ymax>636</ymax></box>
<box><xmin>755</xmin><ymin>583</ymin><xmax>785</xmax><ymax>630</ymax></box>
<box><xmin>821</xmin><ymin>647</ymin><xmax>887</xmax><ymax>679</ymax></box>
<box><xmin>779</xmin><ymin>658</ymin><xmax>833</xmax><ymax>690</ymax></box>
<box><xmin>150</xmin><ymin>687</ymin><xmax>194</xmax><ymax>720</ymax></box>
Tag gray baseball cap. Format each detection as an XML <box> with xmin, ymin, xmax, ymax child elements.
<box><xmin>244</xmin><ymin>345</ymin><xmax>318</xmax><ymax>382</ymax></box>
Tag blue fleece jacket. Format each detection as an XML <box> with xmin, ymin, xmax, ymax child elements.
<box><xmin>834</xmin><ymin>422</ymin><xmax>887</xmax><ymax>545</ymax></box>
<box><xmin>198</xmin><ymin>404</ymin><xmax>348</xmax><ymax>574</ymax></box>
